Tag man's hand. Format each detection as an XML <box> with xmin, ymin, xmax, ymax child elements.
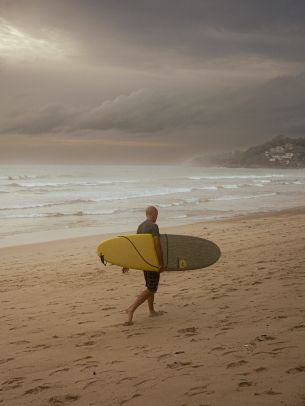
<box><xmin>122</xmin><ymin>268</ymin><xmax>129</xmax><ymax>274</ymax></box>
<box><xmin>153</xmin><ymin>235</ymin><xmax>164</xmax><ymax>273</ymax></box>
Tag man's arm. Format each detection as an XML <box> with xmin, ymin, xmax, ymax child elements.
<box><xmin>153</xmin><ymin>235</ymin><xmax>164</xmax><ymax>272</ymax></box>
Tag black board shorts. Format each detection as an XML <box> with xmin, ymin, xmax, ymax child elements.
<box><xmin>143</xmin><ymin>271</ymin><xmax>160</xmax><ymax>293</ymax></box>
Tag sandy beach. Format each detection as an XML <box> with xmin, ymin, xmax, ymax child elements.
<box><xmin>1</xmin><ymin>207</ymin><xmax>305</xmax><ymax>406</ymax></box>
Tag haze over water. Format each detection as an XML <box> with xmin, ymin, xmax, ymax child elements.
<box><xmin>1</xmin><ymin>165</ymin><xmax>304</xmax><ymax>247</ymax></box>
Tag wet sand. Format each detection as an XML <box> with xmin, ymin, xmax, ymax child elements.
<box><xmin>1</xmin><ymin>207</ymin><xmax>305</xmax><ymax>406</ymax></box>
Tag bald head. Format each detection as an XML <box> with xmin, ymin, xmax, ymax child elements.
<box><xmin>146</xmin><ymin>206</ymin><xmax>158</xmax><ymax>222</ymax></box>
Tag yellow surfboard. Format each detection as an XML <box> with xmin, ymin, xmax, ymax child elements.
<box><xmin>96</xmin><ymin>234</ymin><xmax>160</xmax><ymax>272</ymax></box>
<box><xmin>97</xmin><ymin>234</ymin><xmax>221</xmax><ymax>272</ymax></box>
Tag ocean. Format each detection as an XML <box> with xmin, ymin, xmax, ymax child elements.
<box><xmin>1</xmin><ymin>165</ymin><xmax>304</xmax><ymax>247</ymax></box>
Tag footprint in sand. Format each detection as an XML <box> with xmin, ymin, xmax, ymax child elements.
<box><xmin>290</xmin><ymin>324</ymin><xmax>305</xmax><ymax>331</ymax></box>
<box><xmin>49</xmin><ymin>394</ymin><xmax>79</xmax><ymax>404</ymax></box>
<box><xmin>80</xmin><ymin>362</ymin><xmax>98</xmax><ymax>372</ymax></box>
<box><xmin>126</xmin><ymin>332</ymin><xmax>145</xmax><ymax>338</ymax></box>
<box><xmin>254</xmin><ymin>389</ymin><xmax>281</xmax><ymax>396</ymax></box>
<box><xmin>82</xmin><ymin>380</ymin><xmax>99</xmax><ymax>390</ymax></box>
<box><xmin>73</xmin><ymin>356</ymin><xmax>93</xmax><ymax>363</ymax></box>
<box><xmin>90</xmin><ymin>331</ymin><xmax>106</xmax><ymax>338</ymax></box>
<box><xmin>252</xmin><ymin>280</ymin><xmax>263</xmax><ymax>285</ymax></box>
<box><xmin>119</xmin><ymin>393</ymin><xmax>141</xmax><ymax>405</ymax></box>
<box><xmin>49</xmin><ymin>368</ymin><xmax>70</xmax><ymax>377</ymax></box>
<box><xmin>253</xmin><ymin>334</ymin><xmax>275</xmax><ymax>342</ymax></box>
<box><xmin>238</xmin><ymin>381</ymin><xmax>252</xmax><ymax>388</ymax></box>
<box><xmin>24</xmin><ymin>384</ymin><xmax>51</xmax><ymax>395</ymax></box>
<box><xmin>116</xmin><ymin>376</ymin><xmax>137</xmax><ymax>384</ymax></box>
<box><xmin>101</xmin><ymin>306</ymin><xmax>116</xmax><ymax>311</ymax></box>
<box><xmin>177</xmin><ymin>327</ymin><xmax>198</xmax><ymax>337</ymax></box>
<box><xmin>185</xmin><ymin>385</ymin><xmax>214</xmax><ymax>396</ymax></box>
<box><xmin>75</xmin><ymin>340</ymin><xmax>95</xmax><ymax>347</ymax></box>
<box><xmin>10</xmin><ymin>340</ymin><xmax>30</xmax><ymax>345</ymax></box>
<box><xmin>154</xmin><ymin>353</ymin><xmax>171</xmax><ymax>361</ymax></box>
<box><xmin>210</xmin><ymin>346</ymin><xmax>225</xmax><ymax>352</ymax></box>
<box><xmin>227</xmin><ymin>360</ymin><xmax>248</xmax><ymax>368</ymax></box>
<box><xmin>286</xmin><ymin>366</ymin><xmax>305</xmax><ymax>374</ymax></box>
<box><xmin>26</xmin><ymin>344</ymin><xmax>50</xmax><ymax>352</ymax></box>
<box><xmin>167</xmin><ymin>361</ymin><xmax>192</xmax><ymax>369</ymax></box>
<box><xmin>1</xmin><ymin>377</ymin><xmax>25</xmax><ymax>391</ymax></box>
<box><xmin>254</xmin><ymin>367</ymin><xmax>268</xmax><ymax>373</ymax></box>
<box><xmin>0</xmin><ymin>357</ymin><xmax>14</xmax><ymax>365</ymax></box>
<box><xmin>69</xmin><ymin>332</ymin><xmax>86</xmax><ymax>338</ymax></box>
<box><xmin>134</xmin><ymin>379</ymin><xmax>151</xmax><ymax>387</ymax></box>
<box><xmin>77</xmin><ymin>320</ymin><xmax>95</xmax><ymax>325</ymax></box>
<box><xmin>273</xmin><ymin>315</ymin><xmax>288</xmax><ymax>319</ymax></box>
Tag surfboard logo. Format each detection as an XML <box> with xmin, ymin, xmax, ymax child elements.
<box><xmin>178</xmin><ymin>258</ymin><xmax>187</xmax><ymax>270</ymax></box>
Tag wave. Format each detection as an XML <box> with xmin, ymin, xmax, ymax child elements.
<box><xmin>0</xmin><ymin>202</ymin><xmax>69</xmax><ymax>211</ymax></box>
<box><xmin>199</xmin><ymin>186</ymin><xmax>218</xmax><ymax>190</ymax></box>
<box><xmin>210</xmin><ymin>193</ymin><xmax>277</xmax><ymax>201</ymax></box>
<box><xmin>0</xmin><ymin>209</ymin><xmax>118</xmax><ymax>219</ymax></box>
<box><xmin>91</xmin><ymin>188</ymin><xmax>192</xmax><ymax>202</ymax></box>
<box><xmin>4</xmin><ymin>180</ymin><xmax>116</xmax><ymax>188</ymax></box>
<box><xmin>221</xmin><ymin>184</ymin><xmax>239</xmax><ymax>189</ymax></box>
<box><xmin>156</xmin><ymin>197</ymin><xmax>200</xmax><ymax>209</ymax></box>
<box><xmin>0</xmin><ymin>175</ymin><xmax>42</xmax><ymax>181</ymax></box>
<box><xmin>0</xmin><ymin>188</ymin><xmax>193</xmax><ymax>211</ymax></box>
<box><xmin>187</xmin><ymin>174</ymin><xmax>284</xmax><ymax>180</ymax></box>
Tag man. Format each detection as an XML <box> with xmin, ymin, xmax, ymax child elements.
<box><xmin>123</xmin><ymin>206</ymin><xmax>165</xmax><ymax>326</ymax></box>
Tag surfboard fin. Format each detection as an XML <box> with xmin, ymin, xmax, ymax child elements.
<box><xmin>100</xmin><ymin>255</ymin><xmax>106</xmax><ymax>265</ymax></box>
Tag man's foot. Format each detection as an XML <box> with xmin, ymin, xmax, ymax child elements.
<box><xmin>149</xmin><ymin>310</ymin><xmax>166</xmax><ymax>317</ymax></box>
<box><xmin>124</xmin><ymin>308</ymin><xmax>134</xmax><ymax>325</ymax></box>
<box><xmin>123</xmin><ymin>320</ymin><xmax>134</xmax><ymax>326</ymax></box>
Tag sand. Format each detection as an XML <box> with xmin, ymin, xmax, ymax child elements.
<box><xmin>1</xmin><ymin>207</ymin><xmax>305</xmax><ymax>406</ymax></box>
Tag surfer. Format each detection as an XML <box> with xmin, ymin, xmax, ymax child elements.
<box><xmin>123</xmin><ymin>206</ymin><xmax>165</xmax><ymax>325</ymax></box>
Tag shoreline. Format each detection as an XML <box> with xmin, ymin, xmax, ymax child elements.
<box><xmin>1</xmin><ymin>204</ymin><xmax>305</xmax><ymax>252</ymax></box>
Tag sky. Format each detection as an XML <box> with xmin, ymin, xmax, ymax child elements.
<box><xmin>0</xmin><ymin>0</ymin><xmax>305</xmax><ymax>164</ymax></box>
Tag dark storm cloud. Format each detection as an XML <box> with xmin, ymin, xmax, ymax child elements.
<box><xmin>1</xmin><ymin>103</ymin><xmax>79</xmax><ymax>135</ymax></box>
<box><xmin>2</xmin><ymin>72</ymin><xmax>305</xmax><ymax>141</ymax></box>
<box><xmin>1</xmin><ymin>89</ymin><xmax>203</xmax><ymax>134</ymax></box>
<box><xmin>2</xmin><ymin>0</ymin><xmax>305</xmax><ymax>67</ymax></box>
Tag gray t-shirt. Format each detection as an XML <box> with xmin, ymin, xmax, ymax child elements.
<box><xmin>137</xmin><ymin>219</ymin><xmax>160</xmax><ymax>236</ymax></box>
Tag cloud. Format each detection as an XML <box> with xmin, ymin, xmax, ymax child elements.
<box><xmin>1</xmin><ymin>103</ymin><xmax>79</xmax><ymax>134</ymax></box>
<box><xmin>76</xmin><ymin>88</ymin><xmax>207</xmax><ymax>133</ymax></box>
<box><xmin>2</xmin><ymin>72</ymin><xmax>305</xmax><ymax>143</ymax></box>
<box><xmin>198</xmin><ymin>71</ymin><xmax>305</xmax><ymax>145</ymax></box>
<box><xmin>2</xmin><ymin>0</ymin><xmax>305</xmax><ymax>69</ymax></box>
<box><xmin>0</xmin><ymin>89</ymin><xmax>200</xmax><ymax>135</ymax></box>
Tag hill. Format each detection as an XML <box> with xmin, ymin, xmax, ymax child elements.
<box><xmin>194</xmin><ymin>136</ymin><xmax>305</xmax><ymax>168</ymax></box>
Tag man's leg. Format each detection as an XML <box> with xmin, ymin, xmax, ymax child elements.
<box><xmin>147</xmin><ymin>293</ymin><xmax>155</xmax><ymax>314</ymax></box>
<box><xmin>145</xmin><ymin>270</ymin><xmax>164</xmax><ymax>317</ymax></box>
<box><xmin>147</xmin><ymin>293</ymin><xmax>166</xmax><ymax>317</ymax></box>
<box><xmin>125</xmin><ymin>289</ymin><xmax>153</xmax><ymax>325</ymax></box>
